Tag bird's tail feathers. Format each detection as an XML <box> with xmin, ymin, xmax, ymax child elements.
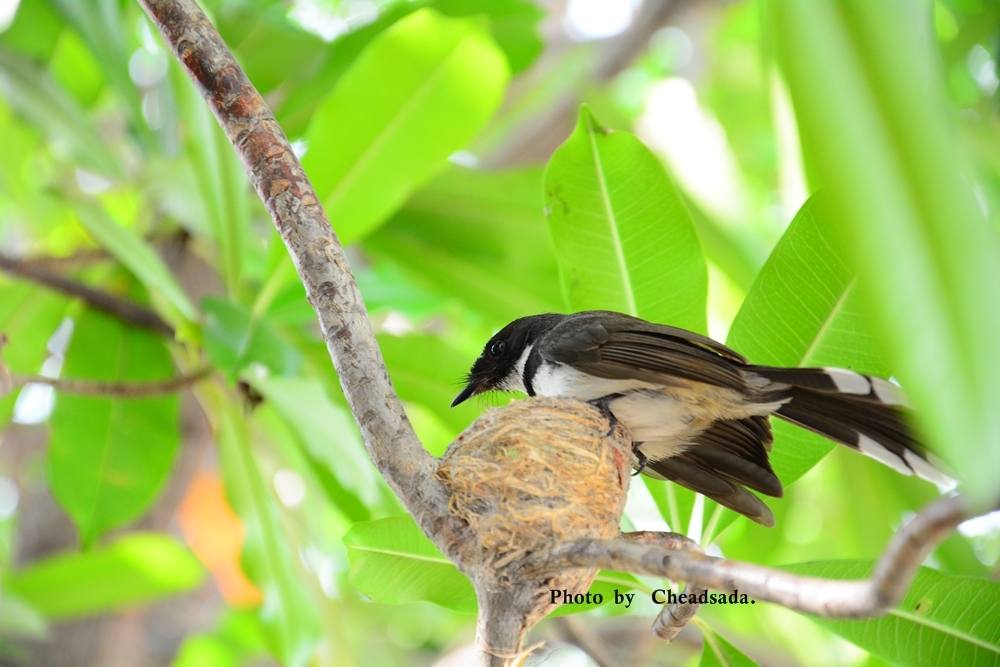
<box><xmin>748</xmin><ymin>366</ymin><xmax>953</xmax><ymax>488</ymax></box>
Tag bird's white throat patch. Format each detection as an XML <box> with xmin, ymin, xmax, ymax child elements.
<box><xmin>499</xmin><ymin>344</ymin><xmax>533</xmax><ymax>393</ymax></box>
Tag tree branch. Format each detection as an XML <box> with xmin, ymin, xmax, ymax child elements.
<box><xmin>137</xmin><ymin>0</ymin><xmax>451</xmax><ymax>530</ymax></box>
<box><xmin>4</xmin><ymin>366</ymin><xmax>210</xmax><ymax>398</ymax></box>
<box><xmin>521</xmin><ymin>495</ymin><xmax>971</xmax><ymax>618</ymax></box>
<box><xmin>0</xmin><ymin>251</ymin><xmax>173</xmax><ymax>336</ymax></box>
<box><xmin>623</xmin><ymin>531</ymin><xmax>705</xmax><ymax>641</ymax></box>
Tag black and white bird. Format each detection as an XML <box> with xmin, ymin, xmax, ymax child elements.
<box><xmin>451</xmin><ymin>310</ymin><xmax>951</xmax><ymax>526</ymax></box>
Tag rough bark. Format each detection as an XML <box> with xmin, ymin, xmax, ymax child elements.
<box><xmin>137</xmin><ymin>0</ymin><xmax>453</xmax><ymax>536</ymax></box>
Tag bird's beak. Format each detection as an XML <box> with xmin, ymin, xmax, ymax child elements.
<box><xmin>451</xmin><ymin>382</ymin><xmax>479</xmax><ymax>407</ymax></box>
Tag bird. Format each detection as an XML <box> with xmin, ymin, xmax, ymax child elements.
<box><xmin>451</xmin><ymin>310</ymin><xmax>951</xmax><ymax>526</ymax></box>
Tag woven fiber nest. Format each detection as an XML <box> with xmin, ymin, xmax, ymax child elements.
<box><xmin>437</xmin><ymin>397</ymin><xmax>632</xmax><ymax>626</ymax></box>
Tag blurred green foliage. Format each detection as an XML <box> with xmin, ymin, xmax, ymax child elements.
<box><xmin>0</xmin><ymin>0</ymin><xmax>997</xmax><ymax>665</ymax></box>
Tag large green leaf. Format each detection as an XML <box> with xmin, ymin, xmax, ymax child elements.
<box><xmin>0</xmin><ymin>281</ymin><xmax>69</xmax><ymax>426</ymax></box>
<box><xmin>544</xmin><ymin>106</ymin><xmax>708</xmax><ymax>333</ymax></box>
<box><xmin>208</xmin><ymin>387</ymin><xmax>320</xmax><ymax>667</ymax></box>
<box><xmin>378</xmin><ymin>333</ymin><xmax>487</xmax><ymax>435</ymax></box>
<box><xmin>276</xmin><ymin>0</ymin><xmax>542</xmax><ymax>136</ymax></box>
<box><xmin>52</xmin><ymin>0</ymin><xmax>143</xmax><ymax>132</ymax></box>
<box><xmin>48</xmin><ymin>309</ymin><xmax>181</xmax><ymax>545</ymax></box>
<box><xmin>246</xmin><ymin>375</ymin><xmax>380</xmax><ymax>509</ymax></box>
<box><xmin>784</xmin><ymin>561</ymin><xmax>1000</xmax><ymax>667</ymax></box>
<box><xmin>202</xmin><ymin>297</ymin><xmax>300</xmax><ymax>379</ymax></box>
<box><xmin>699</xmin><ymin>626</ymin><xmax>759</xmax><ymax>667</ymax></box>
<box><xmin>0</xmin><ymin>49</ymin><xmax>119</xmax><ymax>176</ymax></box>
<box><xmin>704</xmin><ymin>196</ymin><xmax>888</xmax><ymax>540</ymax></box>
<box><xmin>76</xmin><ymin>205</ymin><xmax>197</xmax><ymax>325</ymax></box>
<box><xmin>544</xmin><ymin>106</ymin><xmax>709</xmax><ymax>531</ymax></box>
<box><xmin>344</xmin><ymin>516</ymin><xmax>641</xmax><ymax>615</ymax></box>
<box><xmin>366</xmin><ymin>166</ymin><xmax>563</xmax><ymax>326</ymax></box>
<box><xmin>4</xmin><ymin>533</ymin><xmax>203</xmax><ymax>619</ymax></box>
<box><xmin>302</xmin><ymin>8</ymin><xmax>509</xmax><ymax>245</ymax></box>
<box><xmin>0</xmin><ymin>0</ymin><xmax>65</xmax><ymax>62</ymax></box>
<box><xmin>771</xmin><ymin>2</ymin><xmax>1000</xmax><ymax>503</ymax></box>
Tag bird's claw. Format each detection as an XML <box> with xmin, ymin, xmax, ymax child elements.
<box><xmin>588</xmin><ymin>393</ymin><xmax>624</xmax><ymax>437</ymax></box>
<box><xmin>632</xmin><ymin>446</ymin><xmax>648</xmax><ymax>477</ymax></box>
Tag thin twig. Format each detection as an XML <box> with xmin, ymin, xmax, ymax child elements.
<box><xmin>138</xmin><ymin>0</ymin><xmax>450</xmax><ymax>528</ymax></box>
<box><xmin>0</xmin><ymin>251</ymin><xmax>173</xmax><ymax>336</ymax></box>
<box><xmin>623</xmin><ymin>531</ymin><xmax>705</xmax><ymax>640</ymax></box>
<box><xmin>6</xmin><ymin>366</ymin><xmax>210</xmax><ymax>398</ymax></box>
<box><xmin>522</xmin><ymin>495</ymin><xmax>972</xmax><ymax>618</ymax></box>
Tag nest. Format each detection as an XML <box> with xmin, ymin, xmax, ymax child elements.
<box><xmin>437</xmin><ymin>397</ymin><xmax>632</xmax><ymax>571</ymax></box>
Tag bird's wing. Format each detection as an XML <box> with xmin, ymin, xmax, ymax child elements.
<box><xmin>538</xmin><ymin>311</ymin><xmax>747</xmax><ymax>390</ymax></box>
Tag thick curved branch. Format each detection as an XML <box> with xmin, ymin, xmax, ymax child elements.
<box><xmin>523</xmin><ymin>495</ymin><xmax>971</xmax><ymax>618</ymax></box>
<box><xmin>137</xmin><ymin>0</ymin><xmax>450</xmax><ymax>527</ymax></box>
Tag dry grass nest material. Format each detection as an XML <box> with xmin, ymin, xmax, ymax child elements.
<box><xmin>437</xmin><ymin>397</ymin><xmax>632</xmax><ymax>570</ymax></box>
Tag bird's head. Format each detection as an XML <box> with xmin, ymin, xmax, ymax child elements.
<box><xmin>451</xmin><ymin>313</ymin><xmax>565</xmax><ymax>407</ymax></box>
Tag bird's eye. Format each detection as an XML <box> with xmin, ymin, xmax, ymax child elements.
<box><xmin>488</xmin><ymin>340</ymin><xmax>505</xmax><ymax>357</ymax></box>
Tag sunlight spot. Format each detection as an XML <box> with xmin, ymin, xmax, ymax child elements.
<box><xmin>380</xmin><ymin>311</ymin><xmax>414</xmax><ymax>336</ymax></box>
<box><xmin>274</xmin><ymin>469</ymin><xmax>306</xmax><ymax>508</ymax></box>
<box><xmin>0</xmin><ymin>0</ymin><xmax>18</xmax><ymax>32</ymax></box>
<box><xmin>448</xmin><ymin>150</ymin><xmax>479</xmax><ymax>168</ymax></box>
<box><xmin>0</xmin><ymin>476</ymin><xmax>18</xmax><ymax>520</ymax></box>
<box><xmin>959</xmin><ymin>509</ymin><xmax>1000</xmax><ymax>537</ymax></box>
<box><xmin>75</xmin><ymin>169</ymin><xmax>113</xmax><ymax>195</ymax></box>
<box><xmin>129</xmin><ymin>48</ymin><xmax>167</xmax><ymax>88</ymax></box>
<box><xmin>637</xmin><ymin>77</ymin><xmax>751</xmax><ymax>224</ymax></box>
<box><xmin>968</xmin><ymin>44</ymin><xmax>999</xmax><ymax>96</ymax></box>
<box><xmin>291</xmin><ymin>0</ymin><xmax>378</xmax><ymax>42</ymax></box>
<box><xmin>14</xmin><ymin>317</ymin><xmax>73</xmax><ymax>425</ymax></box>
<box><xmin>564</xmin><ymin>0</ymin><xmax>638</xmax><ymax>41</ymax></box>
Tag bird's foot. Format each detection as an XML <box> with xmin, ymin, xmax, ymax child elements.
<box><xmin>588</xmin><ymin>393</ymin><xmax>624</xmax><ymax>437</ymax></box>
<box><xmin>632</xmin><ymin>446</ymin><xmax>648</xmax><ymax>477</ymax></box>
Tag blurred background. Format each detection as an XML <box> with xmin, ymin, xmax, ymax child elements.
<box><xmin>0</xmin><ymin>0</ymin><xmax>997</xmax><ymax>665</ymax></box>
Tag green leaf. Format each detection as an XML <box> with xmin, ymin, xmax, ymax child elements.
<box><xmin>783</xmin><ymin>561</ymin><xmax>1000</xmax><ymax>667</ymax></box>
<box><xmin>544</xmin><ymin>106</ymin><xmax>708</xmax><ymax>333</ymax></box>
<box><xmin>172</xmin><ymin>609</ymin><xmax>268</xmax><ymax>667</ymax></box>
<box><xmin>544</xmin><ymin>106</ymin><xmax>709</xmax><ymax>531</ymax></box>
<box><xmin>52</xmin><ymin>0</ymin><xmax>146</xmax><ymax>136</ymax></box>
<box><xmin>4</xmin><ymin>533</ymin><xmax>203</xmax><ymax>619</ymax></box>
<box><xmin>0</xmin><ymin>0</ymin><xmax>65</xmax><ymax>62</ymax></box>
<box><xmin>344</xmin><ymin>516</ymin><xmax>640</xmax><ymax>615</ymax></box>
<box><xmin>276</xmin><ymin>0</ymin><xmax>542</xmax><ymax>136</ymax></box>
<box><xmin>302</xmin><ymin>8</ymin><xmax>509</xmax><ymax>244</ymax></box>
<box><xmin>0</xmin><ymin>281</ymin><xmax>69</xmax><ymax>426</ymax></box>
<box><xmin>202</xmin><ymin>298</ymin><xmax>300</xmax><ymax>379</ymax></box>
<box><xmin>699</xmin><ymin>626</ymin><xmax>759</xmax><ymax>667</ymax></box>
<box><xmin>247</xmin><ymin>374</ymin><xmax>380</xmax><ymax>511</ymax></box>
<box><xmin>344</xmin><ymin>516</ymin><xmax>477</xmax><ymax>613</ymax></box>
<box><xmin>365</xmin><ymin>166</ymin><xmax>563</xmax><ymax>325</ymax></box>
<box><xmin>0</xmin><ymin>49</ymin><xmax>119</xmax><ymax>176</ymax></box>
<box><xmin>77</xmin><ymin>205</ymin><xmax>197</xmax><ymax>324</ymax></box>
<box><xmin>48</xmin><ymin>309</ymin><xmax>181</xmax><ymax>545</ymax></box>
<box><xmin>215</xmin><ymin>5</ymin><xmax>326</xmax><ymax>95</ymax></box>
<box><xmin>771</xmin><ymin>2</ymin><xmax>1000</xmax><ymax>503</ymax></box>
<box><xmin>208</xmin><ymin>387</ymin><xmax>320</xmax><ymax>667</ymax></box>
<box><xmin>48</xmin><ymin>29</ymin><xmax>104</xmax><ymax>107</ymax></box>
<box><xmin>378</xmin><ymin>333</ymin><xmax>486</xmax><ymax>435</ymax></box>
<box><xmin>705</xmin><ymin>196</ymin><xmax>886</xmax><ymax>540</ymax></box>
<box><xmin>0</xmin><ymin>595</ymin><xmax>47</xmax><ymax>639</ymax></box>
